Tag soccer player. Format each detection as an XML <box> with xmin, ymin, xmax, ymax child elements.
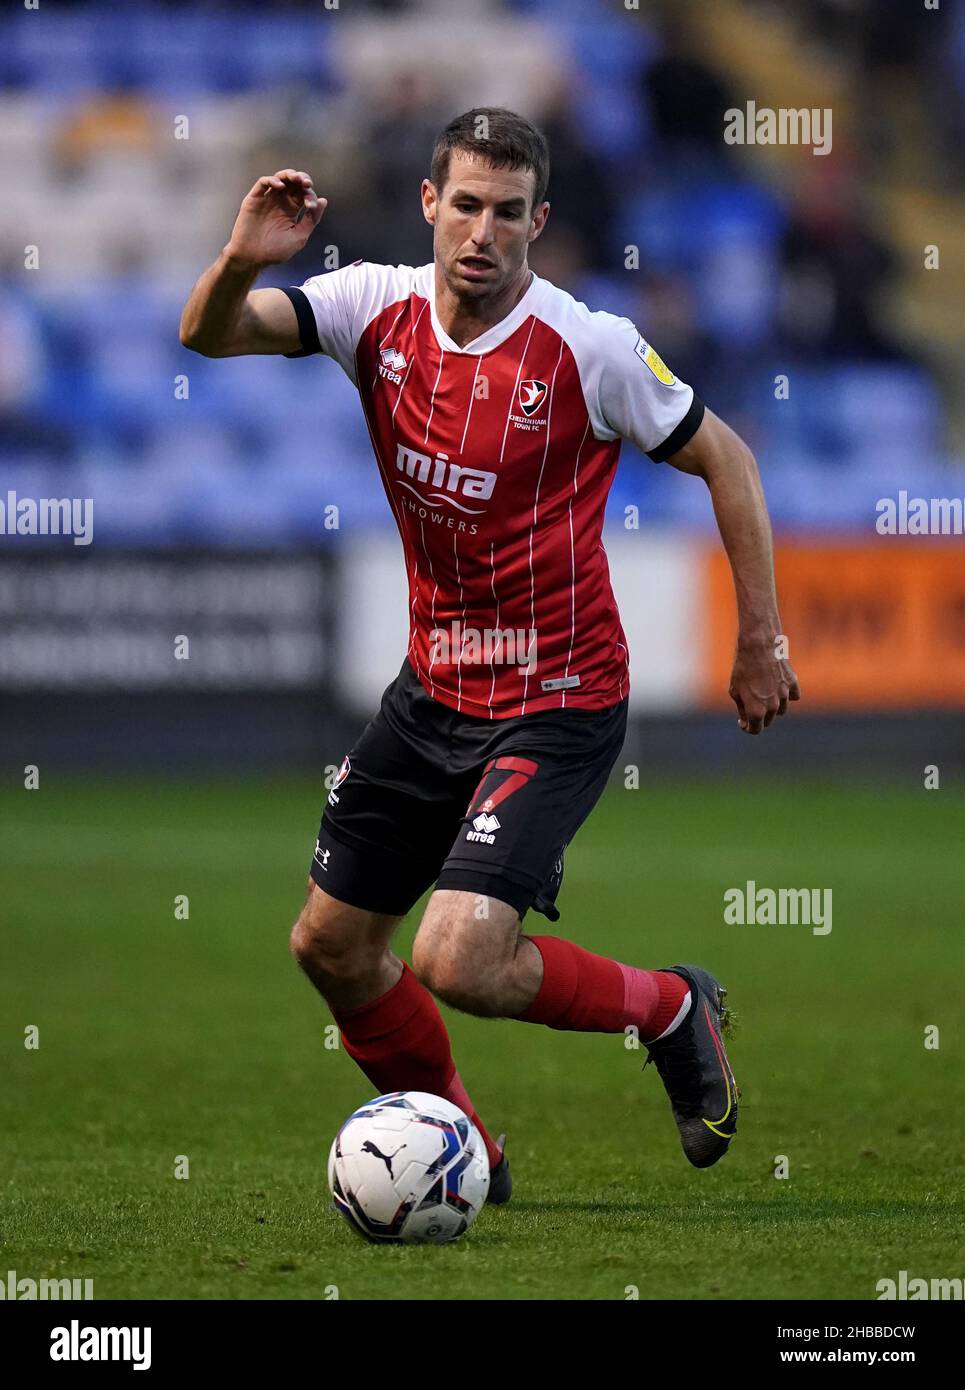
<box><xmin>181</xmin><ymin>108</ymin><xmax>800</xmax><ymax>1199</ymax></box>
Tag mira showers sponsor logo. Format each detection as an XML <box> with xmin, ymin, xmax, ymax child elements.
<box><xmin>394</xmin><ymin>443</ymin><xmax>496</xmax><ymax>515</ymax></box>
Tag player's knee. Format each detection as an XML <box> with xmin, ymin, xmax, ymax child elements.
<box><xmin>413</xmin><ymin>912</ymin><xmax>495</xmax><ymax>1014</ymax></box>
<box><xmin>288</xmin><ymin>906</ymin><xmax>334</xmax><ymax>974</ymax></box>
<box><xmin>415</xmin><ymin>947</ymin><xmax>486</xmax><ymax>1012</ymax></box>
<box><xmin>289</xmin><ymin>888</ymin><xmax>368</xmax><ymax>980</ymax></box>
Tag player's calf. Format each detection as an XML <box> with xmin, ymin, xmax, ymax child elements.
<box><xmin>290</xmin><ymin>883</ymin><xmax>509</xmax><ymax>1185</ymax></box>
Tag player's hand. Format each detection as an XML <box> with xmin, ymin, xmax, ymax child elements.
<box><xmin>728</xmin><ymin>638</ymin><xmax>801</xmax><ymax>735</ymax></box>
<box><xmin>223</xmin><ymin>170</ymin><xmax>326</xmax><ymax>269</ymax></box>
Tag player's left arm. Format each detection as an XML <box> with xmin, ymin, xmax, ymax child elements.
<box><xmin>665</xmin><ymin>408</ymin><xmax>801</xmax><ymax>734</ymax></box>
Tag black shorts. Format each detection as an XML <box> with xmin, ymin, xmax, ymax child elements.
<box><xmin>309</xmin><ymin>659</ymin><xmax>628</xmax><ymax>921</ymax></box>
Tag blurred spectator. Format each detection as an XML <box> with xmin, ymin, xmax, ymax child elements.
<box><xmin>642</xmin><ymin>15</ymin><xmax>735</xmax><ymax>161</ymax></box>
<box><xmin>54</xmin><ymin>87</ymin><xmax>159</xmax><ymax>181</ymax></box>
<box><xmin>0</xmin><ymin>0</ymin><xmax>956</xmax><ymax>545</ymax></box>
<box><xmin>779</xmin><ymin>170</ymin><xmax>901</xmax><ymax>361</ymax></box>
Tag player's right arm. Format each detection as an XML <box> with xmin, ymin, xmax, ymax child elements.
<box><xmin>179</xmin><ymin>170</ymin><xmax>327</xmax><ymax>357</ymax></box>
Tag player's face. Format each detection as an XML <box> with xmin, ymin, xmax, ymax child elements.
<box><xmin>422</xmin><ymin>154</ymin><xmax>548</xmax><ymax>302</ymax></box>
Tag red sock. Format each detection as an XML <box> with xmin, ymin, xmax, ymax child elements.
<box><xmin>519</xmin><ymin>936</ymin><xmax>690</xmax><ymax>1042</ymax></box>
<box><xmin>332</xmin><ymin>962</ymin><xmax>503</xmax><ymax>1170</ymax></box>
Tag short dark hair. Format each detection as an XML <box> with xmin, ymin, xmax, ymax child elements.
<box><xmin>430</xmin><ymin>107</ymin><xmax>550</xmax><ymax>210</ymax></box>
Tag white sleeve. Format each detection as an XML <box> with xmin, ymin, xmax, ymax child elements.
<box><xmin>593</xmin><ymin>314</ymin><xmax>704</xmax><ymax>461</ymax></box>
<box><xmin>282</xmin><ymin>261</ymin><xmax>417</xmax><ymax>386</ymax></box>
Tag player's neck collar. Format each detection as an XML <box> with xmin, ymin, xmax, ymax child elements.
<box><xmin>428</xmin><ymin>268</ymin><xmax>539</xmax><ymax>356</ymax></box>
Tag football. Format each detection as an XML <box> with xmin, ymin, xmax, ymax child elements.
<box><xmin>327</xmin><ymin>1091</ymin><xmax>490</xmax><ymax>1244</ymax></box>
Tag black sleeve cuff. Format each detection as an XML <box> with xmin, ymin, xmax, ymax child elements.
<box><xmin>647</xmin><ymin>394</ymin><xmax>705</xmax><ymax>462</ymax></box>
<box><xmin>281</xmin><ymin>286</ymin><xmax>322</xmax><ymax>358</ymax></box>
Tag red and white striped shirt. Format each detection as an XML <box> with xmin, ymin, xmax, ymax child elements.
<box><xmin>285</xmin><ymin>262</ymin><xmax>703</xmax><ymax>718</ymax></box>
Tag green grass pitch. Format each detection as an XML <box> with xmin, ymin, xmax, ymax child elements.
<box><xmin>2</xmin><ymin>773</ymin><xmax>963</xmax><ymax>1300</ymax></box>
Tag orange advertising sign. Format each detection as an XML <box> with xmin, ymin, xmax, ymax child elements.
<box><xmin>701</xmin><ymin>542</ymin><xmax>965</xmax><ymax>710</ymax></box>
